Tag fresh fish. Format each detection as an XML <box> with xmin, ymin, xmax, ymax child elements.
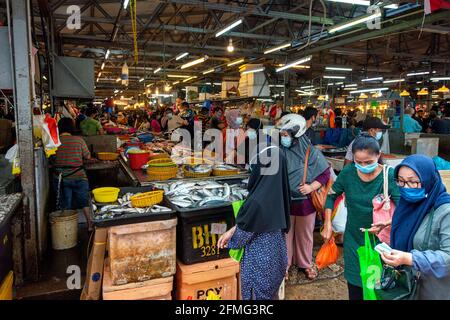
<box><xmin>214</xmin><ymin>164</ymin><xmax>238</xmax><ymax>171</ymax></box>
<box><xmin>151</xmin><ymin>205</ymin><xmax>172</xmax><ymax>213</ymax></box>
<box><xmin>198</xmin><ymin>196</ymin><xmax>227</xmax><ymax>207</ymax></box>
<box><xmin>100</xmin><ymin>205</ymin><xmax>121</xmax><ymax>213</ymax></box>
<box><xmin>171</xmin><ymin>200</ymin><xmax>193</xmax><ymax>208</ymax></box>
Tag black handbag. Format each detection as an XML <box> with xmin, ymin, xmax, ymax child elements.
<box><xmin>374</xmin><ymin>209</ymin><xmax>435</xmax><ymax>300</ymax></box>
<box><xmin>374</xmin><ymin>265</ymin><xmax>420</xmax><ymax>300</ymax></box>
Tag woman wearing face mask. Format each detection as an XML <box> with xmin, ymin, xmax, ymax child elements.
<box><xmin>378</xmin><ymin>154</ymin><xmax>450</xmax><ymax>300</ymax></box>
<box><xmin>277</xmin><ymin>114</ymin><xmax>331</xmax><ymax>281</ymax></box>
<box><xmin>322</xmin><ymin>134</ymin><xmax>400</xmax><ymax>300</ymax></box>
<box><xmin>223</xmin><ymin>109</ymin><xmax>245</xmax><ymax>163</ymax></box>
<box><xmin>218</xmin><ymin>145</ymin><xmax>291</xmax><ymax>300</ymax></box>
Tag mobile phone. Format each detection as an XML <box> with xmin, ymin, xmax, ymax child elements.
<box><xmin>374</xmin><ymin>242</ymin><xmax>393</xmax><ymax>255</ymax></box>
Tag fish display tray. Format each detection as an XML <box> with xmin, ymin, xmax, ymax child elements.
<box><xmin>91</xmin><ymin>187</ymin><xmax>176</xmax><ymax>228</ymax></box>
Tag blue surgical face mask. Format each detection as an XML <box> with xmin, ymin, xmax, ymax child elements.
<box><xmin>355</xmin><ymin>162</ymin><xmax>378</xmax><ymax>174</ymax></box>
<box><xmin>399</xmin><ymin>187</ymin><xmax>426</xmax><ymax>203</ymax></box>
<box><xmin>281</xmin><ymin>136</ymin><xmax>293</xmax><ymax>148</ymax></box>
<box><xmin>375</xmin><ymin>131</ymin><xmax>383</xmax><ymax>141</ymax></box>
<box><xmin>247</xmin><ymin>130</ymin><xmax>257</xmax><ymax>140</ymax></box>
<box><xmin>235</xmin><ymin>117</ymin><xmax>243</xmax><ymax>125</ymax></box>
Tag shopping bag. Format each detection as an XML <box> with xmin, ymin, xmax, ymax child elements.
<box><xmin>331</xmin><ymin>194</ymin><xmax>347</xmax><ymax>234</ymax></box>
<box><xmin>229</xmin><ymin>200</ymin><xmax>245</xmax><ymax>262</ymax></box>
<box><xmin>5</xmin><ymin>144</ymin><xmax>21</xmax><ymax>175</ymax></box>
<box><xmin>357</xmin><ymin>230</ymin><xmax>383</xmax><ymax>300</ymax></box>
<box><xmin>315</xmin><ymin>237</ymin><xmax>340</xmax><ymax>270</ymax></box>
<box><xmin>41</xmin><ymin>114</ymin><xmax>61</xmax><ymax>157</ymax></box>
<box><xmin>372</xmin><ymin>165</ymin><xmax>395</xmax><ymax>245</ymax></box>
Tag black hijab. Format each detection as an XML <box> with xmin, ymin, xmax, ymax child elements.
<box><xmin>236</xmin><ymin>146</ymin><xmax>291</xmax><ymax>234</ymax></box>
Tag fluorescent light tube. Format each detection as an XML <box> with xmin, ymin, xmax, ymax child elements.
<box><xmin>154</xmin><ymin>67</ymin><xmax>162</xmax><ymax>74</ymax></box>
<box><xmin>215</xmin><ymin>19</ymin><xmax>243</xmax><ymax>37</ymax></box>
<box><xmin>276</xmin><ymin>55</ymin><xmax>312</xmax><ymax>72</ymax></box>
<box><xmin>173</xmin><ymin>81</ymin><xmax>180</xmax><ymax>85</ymax></box>
<box><xmin>407</xmin><ymin>71</ymin><xmax>430</xmax><ymax>76</ymax></box>
<box><xmin>182</xmin><ymin>76</ymin><xmax>197</xmax><ymax>83</ymax></box>
<box><xmin>241</xmin><ymin>68</ymin><xmax>265</xmax><ymax>75</ymax></box>
<box><xmin>264</xmin><ymin>43</ymin><xmax>291</xmax><ymax>55</ymax></box>
<box><xmin>167</xmin><ymin>74</ymin><xmax>191</xmax><ymax>78</ymax></box>
<box><xmin>323</xmin><ymin>75</ymin><xmax>346</xmax><ymax>79</ymax></box>
<box><xmin>329</xmin><ymin>12</ymin><xmax>382</xmax><ymax>34</ymax></box>
<box><xmin>431</xmin><ymin>77</ymin><xmax>450</xmax><ymax>81</ymax></box>
<box><xmin>181</xmin><ymin>56</ymin><xmax>207</xmax><ymax>69</ymax></box>
<box><xmin>123</xmin><ymin>0</ymin><xmax>129</xmax><ymax>9</ymax></box>
<box><xmin>383</xmin><ymin>79</ymin><xmax>405</xmax><ymax>83</ymax></box>
<box><xmin>139</xmin><ymin>78</ymin><xmax>144</xmax><ymax>82</ymax></box>
<box><xmin>344</xmin><ymin>83</ymin><xmax>358</xmax><ymax>87</ymax></box>
<box><xmin>101</xmin><ymin>62</ymin><xmax>105</xmax><ymax>70</ymax></box>
<box><xmin>325</xmin><ymin>66</ymin><xmax>353</xmax><ymax>71</ymax></box>
<box><xmin>325</xmin><ymin>0</ymin><xmax>398</xmax><ymax>9</ymax></box>
<box><xmin>350</xmin><ymin>87</ymin><xmax>389</xmax><ymax>94</ymax></box>
<box><xmin>300</xmin><ymin>85</ymin><xmax>314</xmax><ymax>89</ymax></box>
<box><xmin>105</xmin><ymin>49</ymin><xmax>110</xmax><ymax>59</ymax></box>
<box><xmin>227</xmin><ymin>59</ymin><xmax>245</xmax><ymax>67</ymax></box>
<box><xmin>269</xmin><ymin>85</ymin><xmax>285</xmax><ymax>88</ymax></box>
<box><xmin>202</xmin><ymin>69</ymin><xmax>215</xmax><ymax>75</ymax></box>
<box><xmin>175</xmin><ymin>52</ymin><xmax>189</xmax><ymax>60</ymax></box>
<box><xmin>362</xmin><ymin>77</ymin><xmax>383</xmax><ymax>82</ymax></box>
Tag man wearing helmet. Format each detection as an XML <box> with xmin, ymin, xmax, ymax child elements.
<box><xmin>277</xmin><ymin>114</ymin><xmax>331</xmax><ymax>280</ymax></box>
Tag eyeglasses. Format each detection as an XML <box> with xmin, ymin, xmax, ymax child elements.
<box><xmin>395</xmin><ymin>179</ymin><xmax>421</xmax><ymax>188</ymax></box>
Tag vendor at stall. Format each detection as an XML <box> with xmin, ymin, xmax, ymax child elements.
<box><xmin>179</xmin><ymin>102</ymin><xmax>195</xmax><ymax>137</ymax></box>
<box><xmin>116</xmin><ymin>112</ymin><xmax>128</xmax><ymax>126</ymax></box>
<box><xmin>303</xmin><ymin>107</ymin><xmax>320</xmax><ymax>145</ymax></box>
<box><xmin>431</xmin><ymin>104</ymin><xmax>450</xmax><ymax>134</ymax></box>
<box><xmin>344</xmin><ymin>117</ymin><xmax>389</xmax><ymax>166</ymax></box>
<box><xmin>210</xmin><ymin>107</ymin><xmax>225</xmax><ymax>130</ymax></box>
<box><xmin>80</xmin><ymin>108</ymin><xmax>105</xmax><ymax>136</ymax></box>
<box><xmin>402</xmin><ymin>107</ymin><xmax>422</xmax><ymax>133</ymax></box>
<box><xmin>53</xmin><ymin>118</ymin><xmax>93</xmax><ymax>231</ymax></box>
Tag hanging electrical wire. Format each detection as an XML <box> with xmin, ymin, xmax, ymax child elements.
<box><xmin>130</xmin><ymin>0</ymin><xmax>138</xmax><ymax>64</ymax></box>
<box><xmin>296</xmin><ymin>0</ymin><xmax>328</xmax><ymax>52</ymax></box>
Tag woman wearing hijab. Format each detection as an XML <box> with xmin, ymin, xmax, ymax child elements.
<box><xmin>322</xmin><ymin>135</ymin><xmax>400</xmax><ymax>300</ymax></box>
<box><xmin>379</xmin><ymin>154</ymin><xmax>450</xmax><ymax>300</ymax></box>
<box><xmin>218</xmin><ymin>146</ymin><xmax>291</xmax><ymax>300</ymax></box>
<box><xmin>277</xmin><ymin>114</ymin><xmax>331</xmax><ymax>280</ymax></box>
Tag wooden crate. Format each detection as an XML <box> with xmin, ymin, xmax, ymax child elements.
<box><xmin>176</xmin><ymin>258</ymin><xmax>239</xmax><ymax>300</ymax></box>
<box><xmin>439</xmin><ymin>170</ymin><xmax>450</xmax><ymax>191</ymax></box>
<box><xmin>103</xmin><ymin>262</ymin><xmax>173</xmax><ymax>300</ymax></box>
<box><xmin>108</xmin><ymin>218</ymin><xmax>177</xmax><ymax>285</ymax></box>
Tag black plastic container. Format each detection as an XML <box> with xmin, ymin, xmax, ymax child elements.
<box><xmin>91</xmin><ymin>186</ymin><xmax>176</xmax><ymax>228</ymax></box>
<box><xmin>170</xmin><ymin>203</ymin><xmax>235</xmax><ymax>265</ymax></box>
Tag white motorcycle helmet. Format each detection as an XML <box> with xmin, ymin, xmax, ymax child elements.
<box><xmin>276</xmin><ymin>113</ymin><xmax>307</xmax><ymax>138</ymax></box>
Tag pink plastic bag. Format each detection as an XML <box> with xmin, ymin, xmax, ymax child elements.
<box><xmin>372</xmin><ymin>165</ymin><xmax>395</xmax><ymax>245</ymax></box>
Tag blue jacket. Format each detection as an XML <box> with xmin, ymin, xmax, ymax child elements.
<box><xmin>403</xmin><ymin>114</ymin><xmax>422</xmax><ymax>133</ymax></box>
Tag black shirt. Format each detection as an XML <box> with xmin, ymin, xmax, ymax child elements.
<box><xmin>431</xmin><ymin>118</ymin><xmax>450</xmax><ymax>134</ymax></box>
<box><xmin>210</xmin><ymin>117</ymin><xmax>222</xmax><ymax>130</ymax></box>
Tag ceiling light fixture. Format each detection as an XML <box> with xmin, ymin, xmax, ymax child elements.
<box><xmin>154</xmin><ymin>67</ymin><xmax>162</xmax><ymax>74</ymax></box>
<box><xmin>123</xmin><ymin>0</ymin><xmax>129</xmax><ymax>9</ymax></box>
<box><xmin>139</xmin><ymin>78</ymin><xmax>144</xmax><ymax>82</ymax></box>
<box><xmin>105</xmin><ymin>49</ymin><xmax>110</xmax><ymax>59</ymax></box>
<box><xmin>264</xmin><ymin>42</ymin><xmax>291</xmax><ymax>55</ymax></box>
<box><xmin>215</xmin><ymin>19</ymin><xmax>243</xmax><ymax>37</ymax></box>
<box><xmin>350</xmin><ymin>87</ymin><xmax>389</xmax><ymax>94</ymax></box>
<box><xmin>400</xmin><ymin>90</ymin><xmax>410</xmax><ymax>97</ymax></box>
<box><xmin>383</xmin><ymin>78</ymin><xmax>405</xmax><ymax>83</ymax></box>
<box><xmin>328</xmin><ymin>12</ymin><xmax>382</xmax><ymax>34</ymax></box>
<box><xmin>181</xmin><ymin>56</ymin><xmax>208</xmax><ymax>69</ymax></box>
<box><xmin>276</xmin><ymin>55</ymin><xmax>312</xmax><ymax>72</ymax></box>
<box><xmin>101</xmin><ymin>62</ymin><xmax>105</xmax><ymax>70</ymax></box>
<box><xmin>325</xmin><ymin>0</ymin><xmax>398</xmax><ymax>9</ymax></box>
<box><xmin>417</xmin><ymin>88</ymin><xmax>429</xmax><ymax>96</ymax></box>
<box><xmin>344</xmin><ymin>83</ymin><xmax>358</xmax><ymax>87</ymax></box>
<box><xmin>362</xmin><ymin>77</ymin><xmax>383</xmax><ymax>82</ymax></box>
<box><xmin>116</xmin><ymin>77</ymin><xmax>120</xmax><ymax>82</ymax></box>
<box><xmin>173</xmin><ymin>81</ymin><xmax>180</xmax><ymax>85</ymax></box>
<box><xmin>242</xmin><ymin>67</ymin><xmax>265</xmax><ymax>75</ymax></box>
<box><xmin>227</xmin><ymin>58</ymin><xmax>245</xmax><ymax>67</ymax></box>
<box><xmin>407</xmin><ymin>71</ymin><xmax>430</xmax><ymax>76</ymax></box>
<box><xmin>325</xmin><ymin>66</ymin><xmax>353</xmax><ymax>71</ymax></box>
<box><xmin>431</xmin><ymin>77</ymin><xmax>450</xmax><ymax>81</ymax></box>
<box><xmin>437</xmin><ymin>85</ymin><xmax>450</xmax><ymax>93</ymax></box>
<box><xmin>167</xmin><ymin>74</ymin><xmax>191</xmax><ymax>78</ymax></box>
<box><xmin>300</xmin><ymin>85</ymin><xmax>314</xmax><ymax>89</ymax></box>
<box><xmin>323</xmin><ymin>75</ymin><xmax>346</xmax><ymax>79</ymax></box>
<box><xmin>182</xmin><ymin>76</ymin><xmax>197</xmax><ymax>83</ymax></box>
<box><xmin>203</xmin><ymin>69</ymin><xmax>215</xmax><ymax>75</ymax></box>
<box><xmin>227</xmin><ymin>39</ymin><xmax>235</xmax><ymax>53</ymax></box>
<box><xmin>175</xmin><ymin>52</ymin><xmax>189</xmax><ymax>60</ymax></box>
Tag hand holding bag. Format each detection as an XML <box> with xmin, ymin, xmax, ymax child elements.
<box><xmin>372</xmin><ymin>165</ymin><xmax>395</xmax><ymax>244</ymax></box>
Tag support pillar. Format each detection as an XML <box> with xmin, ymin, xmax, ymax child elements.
<box><xmin>12</xmin><ymin>0</ymin><xmax>39</xmax><ymax>281</ymax></box>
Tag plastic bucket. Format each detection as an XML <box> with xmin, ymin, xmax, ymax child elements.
<box><xmin>128</xmin><ymin>152</ymin><xmax>149</xmax><ymax>170</ymax></box>
<box><xmin>50</xmin><ymin>210</ymin><xmax>78</xmax><ymax>250</ymax></box>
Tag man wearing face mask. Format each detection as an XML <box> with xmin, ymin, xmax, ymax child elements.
<box><xmin>303</xmin><ymin>107</ymin><xmax>320</xmax><ymax>145</ymax></box>
<box><xmin>344</xmin><ymin>117</ymin><xmax>389</xmax><ymax>166</ymax></box>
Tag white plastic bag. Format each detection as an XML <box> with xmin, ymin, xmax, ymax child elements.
<box><xmin>380</xmin><ymin>130</ymin><xmax>390</xmax><ymax>154</ymax></box>
<box><xmin>332</xmin><ymin>194</ymin><xmax>347</xmax><ymax>233</ymax></box>
<box><xmin>5</xmin><ymin>144</ymin><xmax>20</xmax><ymax>175</ymax></box>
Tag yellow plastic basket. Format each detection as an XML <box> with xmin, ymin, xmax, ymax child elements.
<box><xmin>97</xmin><ymin>152</ymin><xmax>119</xmax><ymax>161</ymax></box>
<box><xmin>149</xmin><ymin>153</ymin><xmax>170</xmax><ymax>161</ymax></box>
<box><xmin>0</xmin><ymin>271</ymin><xmax>13</xmax><ymax>300</ymax></box>
<box><xmin>212</xmin><ymin>168</ymin><xmax>239</xmax><ymax>176</ymax></box>
<box><xmin>130</xmin><ymin>190</ymin><xmax>164</xmax><ymax>207</ymax></box>
<box><xmin>183</xmin><ymin>166</ymin><xmax>212</xmax><ymax>178</ymax></box>
<box><xmin>147</xmin><ymin>158</ymin><xmax>177</xmax><ymax>167</ymax></box>
<box><xmin>92</xmin><ymin>187</ymin><xmax>120</xmax><ymax>203</ymax></box>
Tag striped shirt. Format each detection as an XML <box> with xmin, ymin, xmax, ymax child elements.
<box><xmin>54</xmin><ymin>134</ymin><xmax>91</xmax><ymax>180</ymax></box>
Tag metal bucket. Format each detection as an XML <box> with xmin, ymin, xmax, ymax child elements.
<box><xmin>49</xmin><ymin>210</ymin><xmax>78</xmax><ymax>250</ymax></box>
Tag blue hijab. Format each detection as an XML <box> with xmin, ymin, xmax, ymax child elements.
<box><xmin>391</xmin><ymin>155</ymin><xmax>450</xmax><ymax>251</ymax></box>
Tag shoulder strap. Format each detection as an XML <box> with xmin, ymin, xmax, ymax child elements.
<box><xmin>423</xmin><ymin>208</ymin><xmax>435</xmax><ymax>248</ymax></box>
<box><xmin>302</xmin><ymin>145</ymin><xmax>311</xmax><ymax>185</ymax></box>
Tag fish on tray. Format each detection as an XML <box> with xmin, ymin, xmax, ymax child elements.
<box><xmin>213</xmin><ymin>164</ymin><xmax>238</xmax><ymax>171</ymax></box>
<box><xmin>184</xmin><ymin>164</ymin><xmax>213</xmax><ymax>173</ymax></box>
<box><xmin>154</xmin><ymin>179</ymin><xmax>249</xmax><ymax>209</ymax></box>
<box><xmin>92</xmin><ymin>192</ymin><xmax>171</xmax><ymax>220</ymax></box>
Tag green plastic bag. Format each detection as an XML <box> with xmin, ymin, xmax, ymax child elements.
<box><xmin>229</xmin><ymin>200</ymin><xmax>245</xmax><ymax>262</ymax></box>
<box><xmin>357</xmin><ymin>230</ymin><xmax>383</xmax><ymax>300</ymax></box>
